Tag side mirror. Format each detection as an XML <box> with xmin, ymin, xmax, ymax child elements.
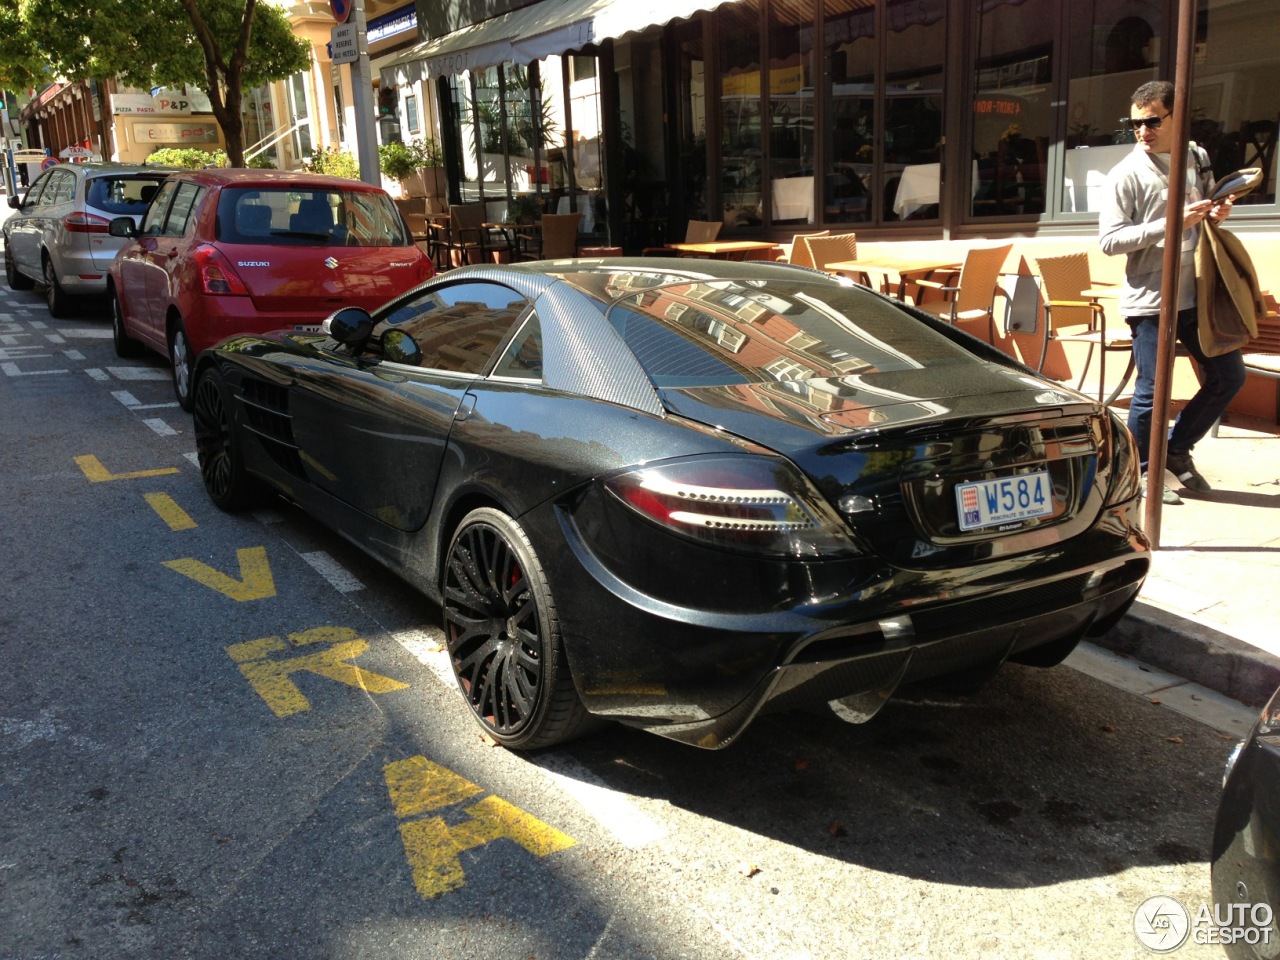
<box><xmin>324</xmin><ymin>306</ymin><xmax>375</xmax><ymax>353</ymax></box>
<box><xmin>108</xmin><ymin>216</ymin><xmax>138</xmax><ymax>239</ymax></box>
<box><xmin>381</xmin><ymin>329</ymin><xmax>422</xmax><ymax>366</ymax></box>
<box><xmin>7</xmin><ymin>195</ymin><xmax>20</xmax><ymax>210</ymax></box>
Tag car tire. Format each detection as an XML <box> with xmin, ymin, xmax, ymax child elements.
<box><xmin>192</xmin><ymin>365</ymin><xmax>267</xmax><ymax>512</ymax></box>
<box><xmin>443</xmin><ymin>508</ymin><xmax>595</xmax><ymax>750</ymax></box>
<box><xmin>110</xmin><ymin>288</ymin><xmax>144</xmax><ymax>358</ymax></box>
<box><xmin>43</xmin><ymin>257</ymin><xmax>74</xmax><ymax>318</ymax></box>
<box><xmin>170</xmin><ymin>320</ymin><xmax>195</xmax><ymax>412</ymax></box>
<box><xmin>5</xmin><ymin>246</ymin><xmax>34</xmax><ymax>291</ymax></box>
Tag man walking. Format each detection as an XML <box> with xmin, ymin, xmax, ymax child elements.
<box><xmin>1099</xmin><ymin>79</ymin><xmax>1246</xmax><ymax>504</ymax></box>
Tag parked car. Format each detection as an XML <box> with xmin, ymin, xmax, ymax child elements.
<box><xmin>107</xmin><ymin>168</ymin><xmax>434</xmax><ymax>409</ymax></box>
<box><xmin>191</xmin><ymin>258</ymin><xmax>1149</xmax><ymax>750</ymax></box>
<box><xmin>1212</xmin><ymin>684</ymin><xmax>1280</xmax><ymax>957</ymax></box>
<box><xmin>3</xmin><ymin>161</ymin><xmax>174</xmax><ymax>317</ymax></box>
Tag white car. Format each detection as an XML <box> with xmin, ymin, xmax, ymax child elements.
<box><xmin>4</xmin><ymin>162</ymin><xmax>173</xmax><ymax>317</ymax></box>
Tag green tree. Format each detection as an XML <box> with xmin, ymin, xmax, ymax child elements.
<box><xmin>3</xmin><ymin>0</ymin><xmax>310</xmax><ymax>166</ymax></box>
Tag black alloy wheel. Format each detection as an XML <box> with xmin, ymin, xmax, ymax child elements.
<box><xmin>43</xmin><ymin>257</ymin><xmax>71</xmax><ymax>318</ymax></box>
<box><xmin>5</xmin><ymin>246</ymin><xmax>34</xmax><ymax>290</ymax></box>
<box><xmin>442</xmin><ymin>508</ymin><xmax>591</xmax><ymax>749</ymax></box>
<box><xmin>192</xmin><ymin>367</ymin><xmax>264</xmax><ymax>512</ymax></box>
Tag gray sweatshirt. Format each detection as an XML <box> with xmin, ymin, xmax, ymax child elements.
<box><xmin>1098</xmin><ymin>144</ymin><xmax>1210</xmax><ymax>316</ymax></box>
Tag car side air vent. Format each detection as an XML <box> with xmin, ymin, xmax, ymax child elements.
<box><xmin>238</xmin><ymin>377</ymin><xmax>304</xmax><ymax>478</ymax></box>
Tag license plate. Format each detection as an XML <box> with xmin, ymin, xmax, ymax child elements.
<box><xmin>956</xmin><ymin>471</ymin><xmax>1053</xmax><ymax>531</ymax></box>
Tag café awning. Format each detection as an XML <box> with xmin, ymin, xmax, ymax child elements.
<box><xmin>380</xmin><ymin>0</ymin><xmax>737</xmax><ymax>84</ymax></box>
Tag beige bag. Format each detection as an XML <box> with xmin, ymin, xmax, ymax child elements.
<box><xmin>1195</xmin><ymin>221</ymin><xmax>1263</xmax><ymax>357</ymax></box>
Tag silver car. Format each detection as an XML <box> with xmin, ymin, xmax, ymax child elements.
<box><xmin>4</xmin><ymin>162</ymin><xmax>173</xmax><ymax>317</ymax></box>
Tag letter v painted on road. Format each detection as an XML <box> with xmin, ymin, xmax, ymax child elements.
<box><xmin>163</xmin><ymin>546</ymin><xmax>277</xmax><ymax>601</ymax></box>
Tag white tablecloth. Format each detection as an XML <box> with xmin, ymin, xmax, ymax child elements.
<box><xmin>771</xmin><ymin>176</ymin><xmax>814</xmax><ymax>222</ymax></box>
<box><xmin>892</xmin><ymin>162</ymin><xmax>979</xmax><ymax>219</ymax></box>
<box><xmin>1062</xmin><ymin>144</ymin><xmax>1132</xmax><ymax>213</ymax></box>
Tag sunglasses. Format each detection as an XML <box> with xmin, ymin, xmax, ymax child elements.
<box><xmin>1122</xmin><ymin>113</ymin><xmax>1171</xmax><ymax>131</ymax></box>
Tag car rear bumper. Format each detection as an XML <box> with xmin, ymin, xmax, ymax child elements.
<box><xmin>552</xmin><ymin>499</ymin><xmax>1149</xmax><ymax>748</ymax></box>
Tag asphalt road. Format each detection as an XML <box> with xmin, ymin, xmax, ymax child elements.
<box><xmin>0</xmin><ymin>279</ymin><xmax>1248</xmax><ymax>960</ymax></box>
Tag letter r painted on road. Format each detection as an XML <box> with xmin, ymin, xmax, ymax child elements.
<box><xmin>384</xmin><ymin>756</ymin><xmax>575</xmax><ymax>898</ymax></box>
<box><xmin>226</xmin><ymin>626</ymin><xmax>409</xmax><ymax>717</ymax></box>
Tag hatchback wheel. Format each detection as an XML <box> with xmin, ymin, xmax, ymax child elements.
<box><xmin>43</xmin><ymin>257</ymin><xmax>72</xmax><ymax>318</ymax></box>
<box><xmin>5</xmin><ymin>247</ymin><xmax>34</xmax><ymax>291</ymax></box>
<box><xmin>443</xmin><ymin>508</ymin><xmax>593</xmax><ymax>749</ymax></box>
<box><xmin>170</xmin><ymin>320</ymin><xmax>195</xmax><ymax>411</ymax></box>
<box><xmin>193</xmin><ymin>366</ymin><xmax>265</xmax><ymax>511</ymax></box>
<box><xmin>110</xmin><ymin>289</ymin><xmax>143</xmax><ymax>358</ymax></box>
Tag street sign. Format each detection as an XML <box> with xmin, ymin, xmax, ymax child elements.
<box><xmin>330</xmin><ymin>23</ymin><xmax>360</xmax><ymax>65</ymax></box>
<box><xmin>329</xmin><ymin>0</ymin><xmax>351</xmax><ymax>23</ymax></box>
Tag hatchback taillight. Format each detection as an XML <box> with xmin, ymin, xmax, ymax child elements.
<box><xmin>604</xmin><ymin>455</ymin><xmax>865</xmax><ymax>558</ymax></box>
<box><xmin>192</xmin><ymin>245</ymin><xmax>250</xmax><ymax>296</ymax></box>
<box><xmin>62</xmin><ymin>212</ymin><xmax>111</xmax><ymax>234</ymax></box>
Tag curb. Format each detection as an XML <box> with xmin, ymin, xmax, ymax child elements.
<box><xmin>1094</xmin><ymin>601</ymin><xmax>1280</xmax><ymax>709</ymax></box>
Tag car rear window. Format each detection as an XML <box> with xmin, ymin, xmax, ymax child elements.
<box><xmin>86</xmin><ymin>175</ymin><xmax>170</xmax><ymax>216</ymax></box>
<box><xmin>216</xmin><ymin>187</ymin><xmax>411</xmax><ymax>247</ymax></box>
<box><xmin>604</xmin><ymin>279</ymin><xmax>978</xmax><ymax>388</ymax></box>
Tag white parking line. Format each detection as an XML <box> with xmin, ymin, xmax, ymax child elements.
<box><xmin>299</xmin><ymin>551</ymin><xmax>364</xmax><ymax>593</ymax></box>
<box><xmin>142</xmin><ymin>418</ymin><xmax>177</xmax><ymax>437</ymax></box>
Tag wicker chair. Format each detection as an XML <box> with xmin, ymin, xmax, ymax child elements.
<box><xmin>1033</xmin><ymin>252</ymin><xmax>1133</xmax><ymax>402</ymax></box>
<box><xmin>515</xmin><ymin>212</ymin><xmax>582</xmax><ymax>260</ymax></box>
<box><xmin>801</xmin><ymin>233</ymin><xmax>870</xmax><ymax>286</ymax></box>
<box><xmin>783</xmin><ymin>230</ymin><xmax>830</xmax><ymax>268</ymax></box>
<box><xmin>915</xmin><ymin>243</ymin><xmax>1013</xmax><ymax>343</ymax></box>
<box><xmin>439</xmin><ymin>202</ymin><xmax>510</xmax><ymax>266</ymax></box>
<box><xmin>643</xmin><ymin>219</ymin><xmax>722</xmax><ymax>255</ymax></box>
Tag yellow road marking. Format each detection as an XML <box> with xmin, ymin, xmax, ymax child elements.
<box><xmin>163</xmin><ymin>546</ymin><xmax>277</xmax><ymax>601</ymax></box>
<box><xmin>385</xmin><ymin>756</ymin><xmax>575</xmax><ymax>898</ymax></box>
<box><xmin>75</xmin><ymin>454</ymin><xmax>180</xmax><ymax>482</ymax></box>
<box><xmin>227</xmin><ymin>626</ymin><xmax>409</xmax><ymax>717</ymax></box>
<box><xmin>144</xmin><ymin>492</ymin><xmax>197</xmax><ymax>531</ymax></box>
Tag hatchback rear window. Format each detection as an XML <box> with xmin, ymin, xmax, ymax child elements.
<box><xmin>215</xmin><ymin>187</ymin><xmax>411</xmax><ymax>247</ymax></box>
<box><xmin>86</xmin><ymin>175</ymin><xmax>170</xmax><ymax>216</ymax></box>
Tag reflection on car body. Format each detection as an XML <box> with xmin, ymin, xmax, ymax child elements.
<box><xmin>192</xmin><ymin>258</ymin><xmax>1149</xmax><ymax>751</ymax></box>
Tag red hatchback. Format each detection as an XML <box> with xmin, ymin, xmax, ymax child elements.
<box><xmin>107</xmin><ymin>168</ymin><xmax>434</xmax><ymax>408</ymax></box>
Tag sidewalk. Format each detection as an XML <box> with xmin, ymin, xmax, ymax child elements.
<box><xmin>1094</xmin><ymin>410</ymin><xmax>1280</xmax><ymax>708</ymax></box>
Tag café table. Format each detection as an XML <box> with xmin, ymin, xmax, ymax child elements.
<box><xmin>662</xmin><ymin>240</ymin><xmax>784</xmax><ymax>260</ymax></box>
<box><xmin>825</xmin><ymin>255</ymin><xmax>962</xmax><ymax>300</ymax></box>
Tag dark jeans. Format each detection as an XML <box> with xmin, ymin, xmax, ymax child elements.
<box><xmin>1126</xmin><ymin>306</ymin><xmax>1246</xmax><ymax>468</ymax></box>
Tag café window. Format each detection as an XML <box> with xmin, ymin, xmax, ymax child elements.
<box><xmin>970</xmin><ymin>0</ymin><xmax>1051</xmax><ymax>218</ymax></box>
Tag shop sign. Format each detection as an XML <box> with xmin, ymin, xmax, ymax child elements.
<box><xmin>132</xmin><ymin>121</ymin><xmax>218</xmax><ymax>144</ymax></box>
<box><xmin>113</xmin><ymin>93</ymin><xmax>198</xmax><ymax>115</ymax></box>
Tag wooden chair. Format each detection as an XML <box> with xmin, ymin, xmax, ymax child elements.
<box><xmin>643</xmin><ymin>219</ymin><xmax>722</xmax><ymax>255</ymax></box>
<box><xmin>440</xmin><ymin>202</ymin><xmax>510</xmax><ymax>267</ymax></box>
<box><xmin>915</xmin><ymin>243</ymin><xmax>1013</xmax><ymax>343</ymax></box>
<box><xmin>800</xmin><ymin>233</ymin><xmax>869</xmax><ymax>285</ymax></box>
<box><xmin>784</xmin><ymin>230</ymin><xmax>830</xmax><ymax>268</ymax></box>
<box><xmin>515</xmin><ymin>212</ymin><xmax>582</xmax><ymax>260</ymax></box>
<box><xmin>1032</xmin><ymin>252</ymin><xmax>1133</xmax><ymax>402</ymax></box>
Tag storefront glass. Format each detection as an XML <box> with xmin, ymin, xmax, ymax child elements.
<box><xmin>970</xmin><ymin>0</ymin><xmax>1051</xmax><ymax>218</ymax></box>
<box><xmin>824</xmin><ymin>0</ymin><xmax>875</xmax><ymax>225</ymax></box>
<box><xmin>721</xmin><ymin>0</ymin><xmax>764</xmax><ymax>229</ymax></box>
<box><xmin>768</xmin><ymin>0</ymin><xmax>816</xmax><ymax>227</ymax></box>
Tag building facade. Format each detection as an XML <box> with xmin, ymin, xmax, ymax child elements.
<box><xmin>372</xmin><ymin>0</ymin><xmax>1280</xmax><ymax>250</ymax></box>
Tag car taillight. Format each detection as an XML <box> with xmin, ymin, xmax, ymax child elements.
<box><xmin>604</xmin><ymin>455</ymin><xmax>864</xmax><ymax>558</ymax></box>
<box><xmin>62</xmin><ymin>212</ymin><xmax>111</xmax><ymax>234</ymax></box>
<box><xmin>1102</xmin><ymin>411</ymin><xmax>1141</xmax><ymax>506</ymax></box>
<box><xmin>192</xmin><ymin>245</ymin><xmax>250</xmax><ymax>296</ymax></box>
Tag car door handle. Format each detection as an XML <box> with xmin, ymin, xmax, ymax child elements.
<box><xmin>454</xmin><ymin>395</ymin><xmax>476</xmax><ymax>422</ymax></box>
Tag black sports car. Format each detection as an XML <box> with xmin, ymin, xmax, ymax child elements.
<box><xmin>193</xmin><ymin>258</ymin><xmax>1149</xmax><ymax>750</ymax></box>
<box><xmin>1212</xmin><ymin>685</ymin><xmax>1280</xmax><ymax>958</ymax></box>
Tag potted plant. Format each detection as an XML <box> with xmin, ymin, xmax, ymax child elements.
<box><xmin>379</xmin><ymin>138</ymin><xmax>444</xmax><ymax>199</ymax></box>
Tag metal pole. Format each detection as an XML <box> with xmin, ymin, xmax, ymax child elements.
<box><xmin>1142</xmin><ymin>0</ymin><xmax>1198</xmax><ymax>547</ymax></box>
<box><xmin>350</xmin><ymin>0</ymin><xmax>381</xmax><ymax>185</ymax></box>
